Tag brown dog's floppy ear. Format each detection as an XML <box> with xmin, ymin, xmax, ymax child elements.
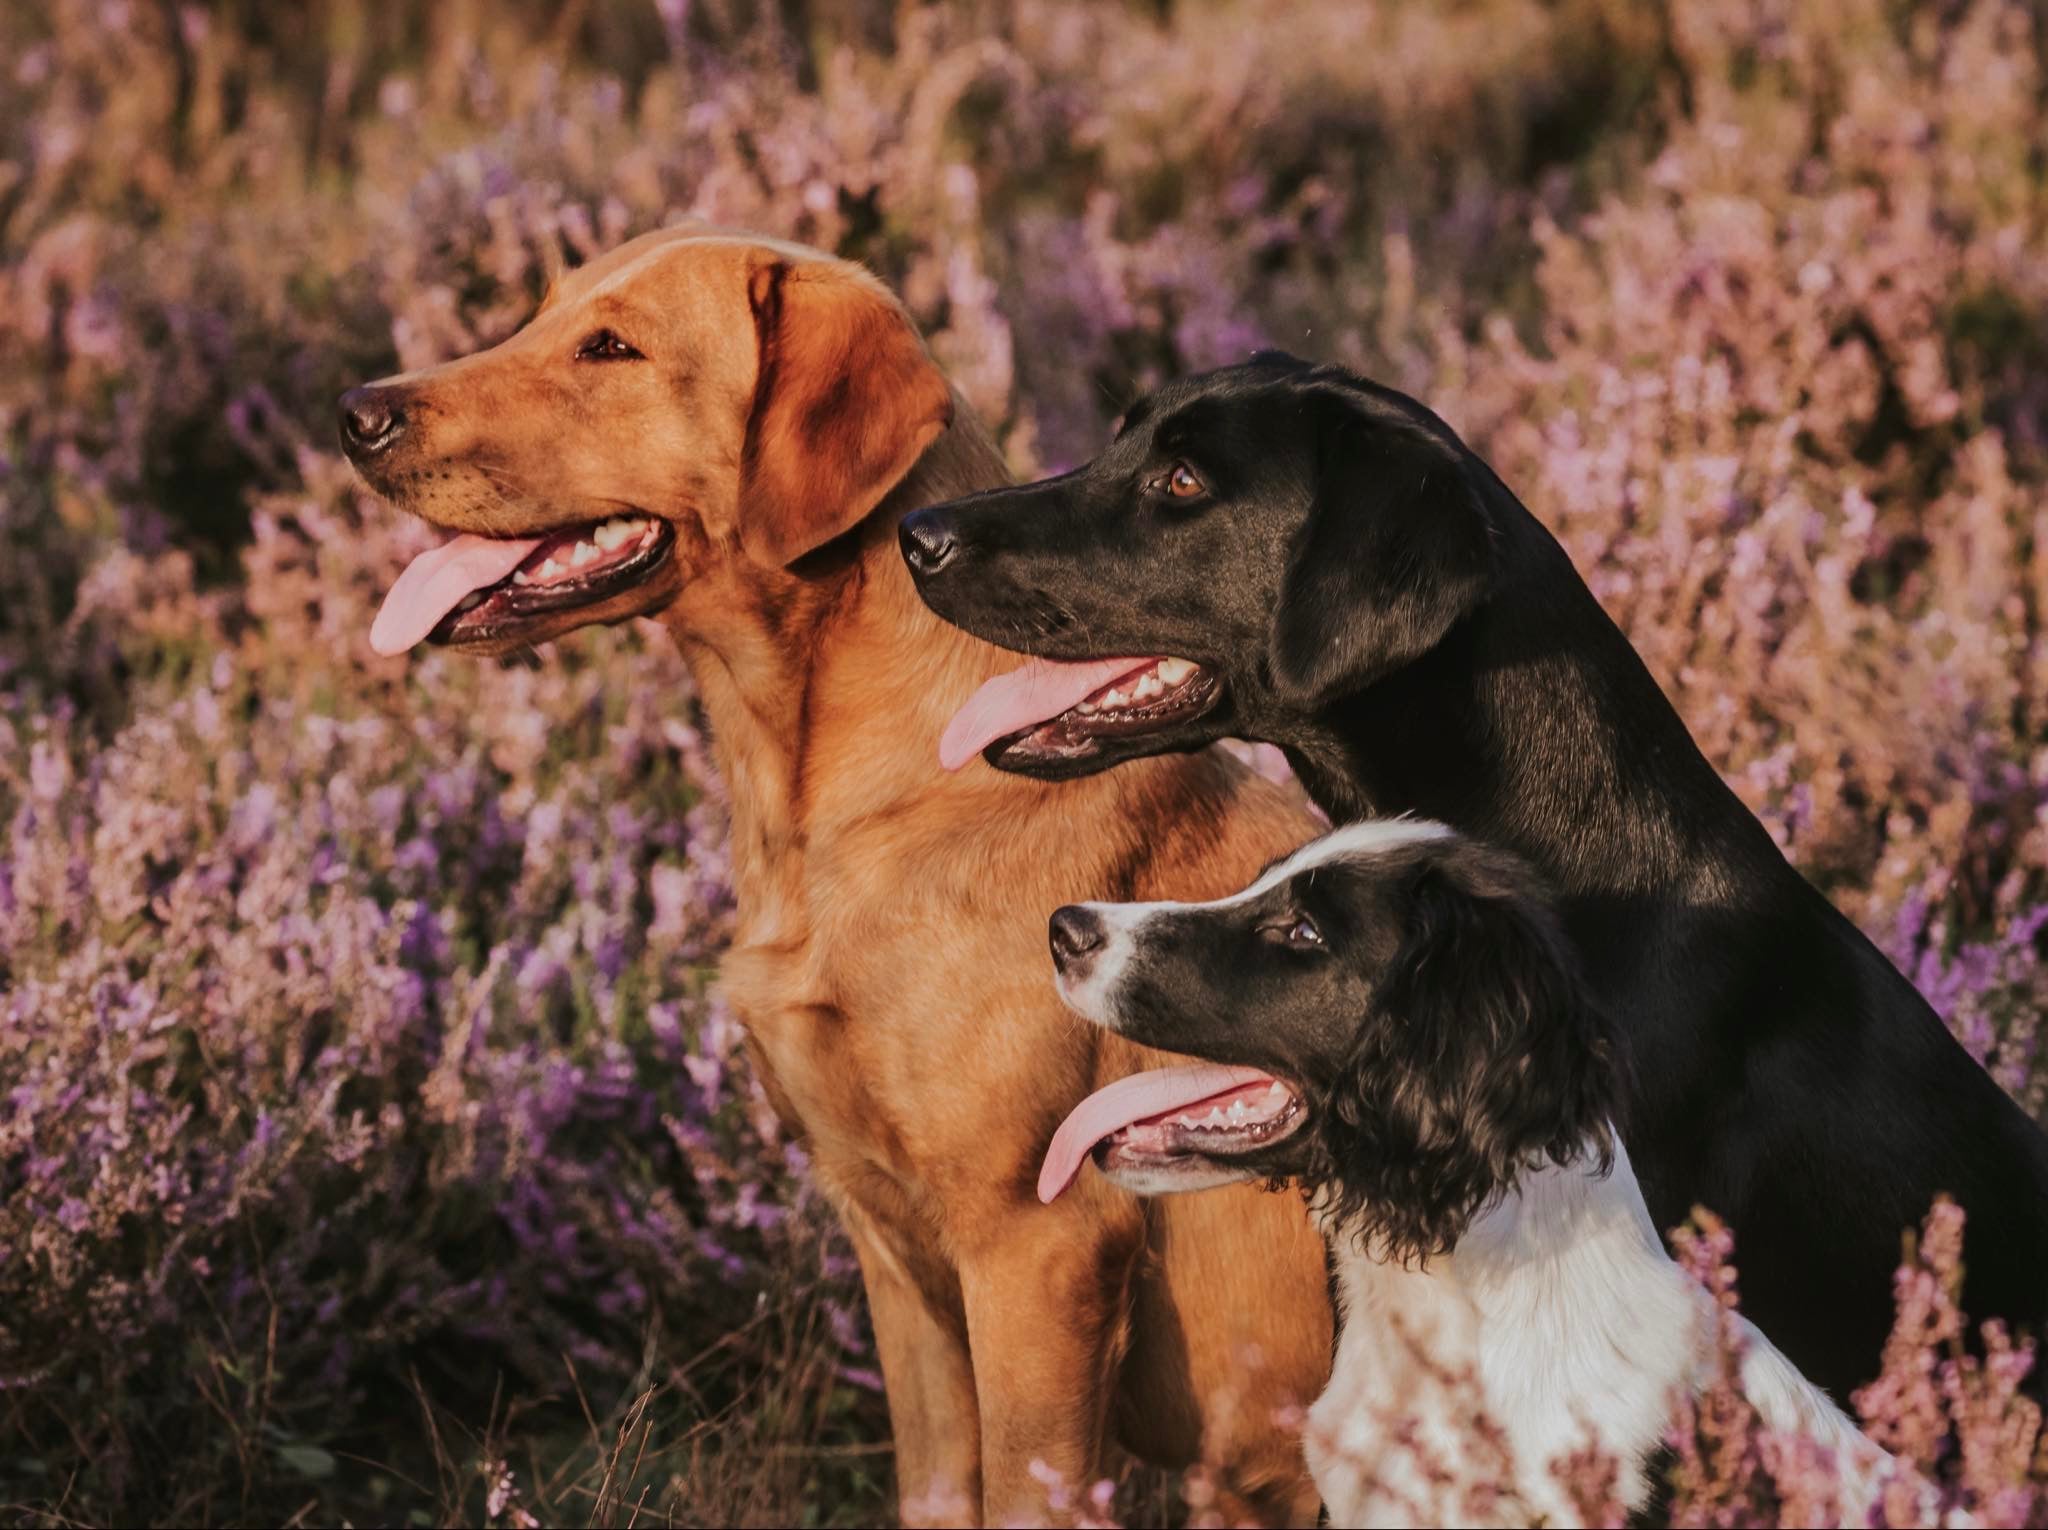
<box><xmin>738</xmin><ymin>261</ymin><xmax>954</xmax><ymax>568</ymax></box>
<box><xmin>1269</xmin><ymin>390</ymin><xmax>1496</xmax><ymax>704</ymax></box>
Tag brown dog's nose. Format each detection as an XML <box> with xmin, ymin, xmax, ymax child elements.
<box><xmin>1049</xmin><ymin>906</ymin><xmax>1106</xmax><ymax>972</ymax></box>
<box><xmin>898</xmin><ymin>509</ymin><xmax>961</xmax><ymax>577</ymax></box>
<box><xmin>338</xmin><ymin>385</ymin><xmax>406</xmax><ymax>457</ymax></box>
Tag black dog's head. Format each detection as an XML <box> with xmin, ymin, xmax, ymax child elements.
<box><xmin>1043</xmin><ymin>820</ymin><xmax>1620</xmax><ymax>1264</ymax></box>
<box><xmin>905</xmin><ymin>353</ymin><xmax>1500</xmax><ymax>779</ymax></box>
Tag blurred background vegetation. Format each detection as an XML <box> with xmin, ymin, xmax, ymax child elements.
<box><xmin>5</xmin><ymin>0</ymin><xmax>2048</xmax><ymax>1524</ymax></box>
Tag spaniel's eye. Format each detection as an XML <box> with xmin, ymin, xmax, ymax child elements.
<box><xmin>1267</xmin><ymin>914</ymin><xmax>1325</xmax><ymax>950</ymax></box>
<box><xmin>1163</xmin><ymin>462</ymin><xmax>1205</xmax><ymax>499</ymax></box>
<box><xmin>1287</xmin><ymin>916</ymin><xmax>1324</xmax><ymax>948</ymax></box>
<box><xmin>577</xmin><ymin>330</ymin><xmax>643</xmax><ymax>362</ymax></box>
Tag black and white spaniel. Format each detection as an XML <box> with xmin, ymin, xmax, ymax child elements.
<box><xmin>1038</xmin><ymin>820</ymin><xmax>1897</xmax><ymax>1528</ymax></box>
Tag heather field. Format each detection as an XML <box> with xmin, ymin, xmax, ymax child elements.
<box><xmin>6</xmin><ymin>0</ymin><xmax>2048</xmax><ymax>1525</ymax></box>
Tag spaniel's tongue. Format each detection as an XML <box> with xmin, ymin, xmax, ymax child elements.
<box><xmin>369</xmin><ymin>533</ymin><xmax>542</xmax><ymax>657</ymax></box>
<box><xmin>1038</xmin><ymin>1065</ymin><xmax>1276</xmax><ymax>1203</ymax></box>
<box><xmin>939</xmin><ymin>657</ymin><xmax>1157</xmax><ymax>771</ymax></box>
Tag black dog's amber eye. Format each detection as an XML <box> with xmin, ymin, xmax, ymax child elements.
<box><xmin>576</xmin><ymin>329</ymin><xmax>643</xmax><ymax>361</ymax></box>
<box><xmin>1163</xmin><ymin>463</ymin><xmax>1205</xmax><ymax>498</ymax></box>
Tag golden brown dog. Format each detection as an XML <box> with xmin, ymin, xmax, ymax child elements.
<box><xmin>340</xmin><ymin>226</ymin><xmax>1331</xmax><ymax>1525</ymax></box>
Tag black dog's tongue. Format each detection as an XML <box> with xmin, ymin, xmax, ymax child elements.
<box><xmin>938</xmin><ymin>657</ymin><xmax>1159</xmax><ymax>769</ymax></box>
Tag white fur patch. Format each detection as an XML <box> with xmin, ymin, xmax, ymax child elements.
<box><xmin>1051</xmin><ymin>900</ymin><xmax>1153</xmax><ymax>1025</ymax></box>
<box><xmin>1056</xmin><ymin>817</ymin><xmax>1455</xmax><ymax>1027</ymax></box>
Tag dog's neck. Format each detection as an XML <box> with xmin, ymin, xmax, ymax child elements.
<box><xmin>1288</xmin><ymin>495</ymin><xmax>1786</xmax><ymax>903</ymax></box>
<box><xmin>1309</xmin><ymin>1133</ymin><xmax>1875</xmax><ymax>1527</ymax></box>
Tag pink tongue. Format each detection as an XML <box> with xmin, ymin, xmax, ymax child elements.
<box><xmin>1038</xmin><ymin>1065</ymin><xmax>1276</xmax><ymax>1204</ymax></box>
<box><xmin>369</xmin><ymin>533</ymin><xmax>544</xmax><ymax>657</ymax></box>
<box><xmin>939</xmin><ymin>657</ymin><xmax>1158</xmax><ymax>771</ymax></box>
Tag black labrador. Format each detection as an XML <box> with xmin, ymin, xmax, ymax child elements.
<box><xmin>898</xmin><ymin>351</ymin><xmax>2048</xmax><ymax>1401</ymax></box>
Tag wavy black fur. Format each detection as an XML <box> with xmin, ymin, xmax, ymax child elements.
<box><xmin>1299</xmin><ymin>845</ymin><xmax>1622</xmax><ymax>1265</ymax></box>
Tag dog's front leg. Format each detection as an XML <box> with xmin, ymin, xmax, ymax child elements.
<box><xmin>958</xmin><ymin>1200</ymin><xmax>1146</xmax><ymax>1525</ymax></box>
<box><xmin>837</xmin><ymin>1197</ymin><xmax>983</xmax><ymax>1525</ymax></box>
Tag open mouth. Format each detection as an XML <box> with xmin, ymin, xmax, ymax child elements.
<box><xmin>369</xmin><ymin>516</ymin><xmax>676</xmax><ymax>656</ymax></box>
<box><xmin>938</xmin><ymin>655</ymin><xmax>1222</xmax><ymax>771</ymax></box>
<box><xmin>1038</xmin><ymin>1065</ymin><xmax>1306</xmax><ymax>1202</ymax></box>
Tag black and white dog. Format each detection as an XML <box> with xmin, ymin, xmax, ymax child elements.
<box><xmin>902</xmin><ymin>354</ymin><xmax>2048</xmax><ymax>1399</ymax></box>
<box><xmin>1038</xmin><ymin>819</ymin><xmax>1892</xmax><ymax>1527</ymax></box>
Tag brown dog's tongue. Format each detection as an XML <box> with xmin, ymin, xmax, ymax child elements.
<box><xmin>370</xmin><ymin>533</ymin><xmax>542</xmax><ymax>657</ymax></box>
<box><xmin>938</xmin><ymin>657</ymin><xmax>1157</xmax><ymax>770</ymax></box>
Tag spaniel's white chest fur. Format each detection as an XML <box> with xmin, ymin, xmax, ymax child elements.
<box><xmin>1305</xmin><ymin>1136</ymin><xmax>1880</xmax><ymax>1528</ymax></box>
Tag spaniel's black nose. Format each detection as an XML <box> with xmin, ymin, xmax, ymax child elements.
<box><xmin>1049</xmin><ymin>906</ymin><xmax>1106</xmax><ymax>971</ymax></box>
<box><xmin>338</xmin><ymin>385</ymin><xmax>407</xmax><ymax>457</ymax></box>
<box><xmin>898</xmin><ymin>509</ymin><xmax>961</xmax><ymax>577</ymax></box>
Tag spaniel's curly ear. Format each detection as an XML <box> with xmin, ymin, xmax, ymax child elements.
<box><xmin>1269</xmin><ymin>389</ymin><xmax>1497</xmax><ymax>705</ymax></box>
<box><xmin>1309</xmin><ymin>849</ymin><xmax>1621</xmax><ymax>1265</ymax></box>
<box><xmin>738</xmin><ymin>260</ymin><xmax>954</xmax><ymax>569</ymax></box>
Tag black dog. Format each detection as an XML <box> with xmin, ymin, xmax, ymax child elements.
<box><xmin>900</xmin><ymin>353</ymin><xmax>2048</xmax><ymax>1399</ymax></box>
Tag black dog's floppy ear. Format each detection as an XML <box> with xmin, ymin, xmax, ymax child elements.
<box><xmin>1269</xmin><ymin>390</ymin><xmax>1497</xmax><ymax>704</ymax></box>
<box><xmin>1312</xmin><ymin>848</ymin><xmax>1620</xmax><ymax>1265</ymax></box>
<box><xmin>1245</xmin><ymin>348</ymin><xmax>1314</xmax><ymax>373</ymax></box>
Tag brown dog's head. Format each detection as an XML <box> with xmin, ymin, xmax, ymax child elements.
<box><xmin>342</xmin><ymin>226</ymin><xmax>954</xmax><ymax>657</ymax></box>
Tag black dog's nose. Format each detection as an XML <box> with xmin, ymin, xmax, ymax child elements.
<box><xmin>1049</xmin><ymin>906</ymin><xmax>1106</xmax><ymax>970</ymax></box>
<box><xmin>898</xmin><ymin>509</ymin><xmax>961</xmax><ymax>577</ymax></box>
<box><xmin>338</xmin><ymin>385</ymin><xmax>407</xmax><ymax>457</ymax></box>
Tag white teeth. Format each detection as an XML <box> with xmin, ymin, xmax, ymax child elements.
<box><xmin>538</xmin><ymin>558</ymin><xmax>564</xmax><ymax>579</ymax></box>
<box><xmin>1205</xmin><ymin>1107</ymin><xmax>1226</xmax><ymax>1127</ymax></box>
<box><xmin>512</xmin><ymin>570</ymin><xmax>531</xmax><ymax>585</ymax></box>
<box><xmin>594</xmin><ymin>516</ymin><xmax>649</xmax><ymax>551</ymax></box>
<box><xmin>1264</xmin><ymin>1082</ymin><xmax>1288</xmax><ymax>1104</ymax></box>
<box><xmin>1228</xmin><ymin>1100</ymin><xmax>1248</xmax><ymax>1122</ymax></box>
<box><xmin>570</xmin><ymin>540</ymin><xmax>598</xmax><ymax>567</ymax></box>
<box><xmin>1088</xmin><ymin>660</ymin><xmax>1196</xmax><ymax>716</ymax></box>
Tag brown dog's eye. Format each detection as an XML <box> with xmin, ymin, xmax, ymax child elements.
<box><xmin>576</xmin><ymin>330</ymin><xmax>643</xmax><ymax>362</ymax></box>
<box><xmin>1163</xmin><ymin>463</ymin><xmax>1205</xmax><ymax>499</ymax></box>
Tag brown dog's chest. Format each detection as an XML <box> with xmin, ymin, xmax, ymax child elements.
<box><xmin>717</xmin><ymin>862</ymin><xmax>1097</xmax><ymax>1215</ymax></box>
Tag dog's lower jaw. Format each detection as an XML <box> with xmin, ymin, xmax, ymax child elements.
<box><xmin>1096</xmin><ymin>1149</ymin><xmax>1264</xmax><ymax>1196</ymax></box>
<box><xmin>428</xmin><ymin>521</ymin><xmax>685</xmax><ymax>654</ymax></box>
<box><xmin>987</xmin><ymin>696</ymin><xmax>1232</xmax><ymax>778</ymax></box>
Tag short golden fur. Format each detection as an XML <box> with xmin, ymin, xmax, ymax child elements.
<box><xmin>350</xmin><ymin>226</ymin><xmax>1332</xmax><ymax>1525</ymax></box>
